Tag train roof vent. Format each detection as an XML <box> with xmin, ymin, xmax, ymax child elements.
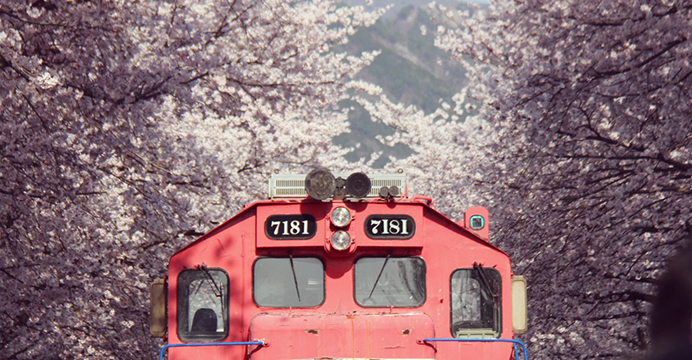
<box><xmin>269</xmin><ymin>175</ymin><xmax>308</xmax><ymax>198</ymax></box>
<box><xmin>269</xmin><ymin>174</ymin><xmax>407</xmax><ymax>199</ymax></box>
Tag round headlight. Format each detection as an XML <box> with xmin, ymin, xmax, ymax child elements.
<box><xmin>331</xmin><ymin>231</ymin><xmax>351</xmax><ymax>251</ymax></box>
<box><xmin>330</xmin><ymin>207</ymin><xmax>351</xmax><ymax>227</ymax></box>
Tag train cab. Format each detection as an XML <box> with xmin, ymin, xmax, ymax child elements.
<box><xmin>150</xmin><ymin>171</ymin><xmax>528</xmax><ymax>360</ymax></box>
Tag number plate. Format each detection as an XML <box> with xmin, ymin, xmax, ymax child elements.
<box><xmin>365</xmin><ymin>215</ymin><xmax>415</xmax><ymax>239</ymax></box>
<box><xmin>265</xmin><ymin>214</ymin><xmax>317</xmax><ymax>240</ymax></box>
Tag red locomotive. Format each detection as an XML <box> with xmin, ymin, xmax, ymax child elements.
<box><xmin>150</xmin><ymin>170</ymin><xmax>528</xmax><ymax>359</ymax></box>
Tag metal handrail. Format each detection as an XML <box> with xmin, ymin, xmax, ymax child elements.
<box><xmin>159</xmin><ymin>338</ymin><xmax>526</xmax><ymax>360</ymax></box>
<box><xmin>422</xmin><ymin>338</ymin><xmax>528</xmax><ymax>360</ymax></box>
<box><xmin>158</xmin><ymin>341</ymin><xmax>264</xmax><ymax>360</ymax></box>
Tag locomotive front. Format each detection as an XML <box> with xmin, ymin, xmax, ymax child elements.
<box><xmin>150</xmin><ymin>171</ymin><xmax>528</xmax><ymax>360</ymax></box>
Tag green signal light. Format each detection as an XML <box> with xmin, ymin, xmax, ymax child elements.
<box><xmin>470</xmin><ymin>215</ymin><xmax>485</xmax><ymax>230</ymax></box>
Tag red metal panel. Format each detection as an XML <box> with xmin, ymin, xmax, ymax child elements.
<box><xmin>248</xmin><ymin>313</ymin><xmax>435</xmax><ymax>359</ymax></box>
<box><xmin>167</xmin><ymin>208</ymin><xmax>256</xmax><ymax>360</ymax></box>
<box><xmin>434</xmin><ymin>340</ymin><xmax>515</xmax><ymax>360</ymax></box>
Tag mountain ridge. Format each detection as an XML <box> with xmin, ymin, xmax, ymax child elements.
<box><xmin>334</xmin><ymin>3</ymin><xmax>477</xmax><ymax>165</ymax></box>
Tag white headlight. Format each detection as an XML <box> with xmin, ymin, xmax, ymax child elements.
<box><xmin>330</xmin><ymin>207</ymin><xmax>351</xmax><ymax>227</ymax></box>
<box><xmin>331</xmin><ymin>231</ymin><xmax>351</xmax><ymax>251</ymax></box>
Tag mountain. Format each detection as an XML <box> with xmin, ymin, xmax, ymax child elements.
<box><xmin>342</xmin><ymin>0</ymin><xmax>488</xmax><ymax>16</ymax></box>
<box><xmin>333</xmin><ymin>2</ymin><xmax>478</xmax><ymax>166</ymax></box>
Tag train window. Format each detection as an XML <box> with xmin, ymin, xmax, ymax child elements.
<box><xmin>253</xmin><ymin>257</ymin><xmax>324</xmax><ymax>308</ymax></box>
<box><xmin>450</xmin><ymin>267</ymin><xmax>501</xmax><ymax>338</ymax></box>
<box><xmin>177</xmin><ymin>268</ymin><xmax>229</xmax><ymax>342</ymax></box>
<box><xmin>354</xmin><ymin>256</ymin><xmax>426</xmax><ymax>307</ymax></box>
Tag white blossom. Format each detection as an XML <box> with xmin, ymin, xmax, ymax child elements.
<box><xmin>371</xmin><ymin>1</ymin><xmax>692</xmax><ymax>358</ymax></box>
<box><xmin>0</xmin><ymin>0</ymin><xmax>384</xmax><ymax>358</ymax></box>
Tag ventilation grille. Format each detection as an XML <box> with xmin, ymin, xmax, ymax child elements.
<box><xmin>269</xmin><ymin>174</ymin><xmax>407</xmax><ymax>199</ymax></box>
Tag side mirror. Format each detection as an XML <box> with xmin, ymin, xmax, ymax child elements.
<box><xmin>511</xmin><ymin>275</ymin><xmax>527</xmax><ymax>334</ymax></box>
<box><xmin>150</xmin><ymin>278</ymin><xmax>167</xmax><ymax>337</ymax></box>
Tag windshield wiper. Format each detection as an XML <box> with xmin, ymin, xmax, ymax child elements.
<box><xmin>473</xmin><ymin>262</ymin><xmax>499</xmax><ymax>302</ymax></box>
<box><xmin>289</xmin><ymin>252</ymin><xmax>301</xmax><ymax>302</ymax></box>
<box><xmin>198</xmin><ymin>263</ymin><xmax>222</xmax><ymax>298</ymax></box>
<box><xmin>368</xmin><ymin>253</ymin><xmax>391</xmax><ymax>298</ymax></box>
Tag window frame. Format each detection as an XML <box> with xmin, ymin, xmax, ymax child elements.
<box><xmin>252</xmin><ymin>256</ymin><xmax>326</xmax><ymax>308</ymax></box>
<box><xmin>176</xmin><ymin>268</ymin><xmax>230</xmax><ymax>343</ymax></box>
<box><xmin>449</xmin><ymin>267</ymin><xmax>502</xmax><ymax>338</ymax></box>
<box><xmin>353</xmin><ymin>256</ymin><xmax>427</xmax><ymax>308</ymax></box>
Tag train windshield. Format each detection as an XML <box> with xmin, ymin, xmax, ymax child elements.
<box><xmin>450</xmin><ymin>267</ymin><xmax>502</xmax><ymax>338</ymax></box>
<box><xmin>354</xmin><ymin>256</ymin><xmax>426</xmax><ymax>307</ymax></box>
<box><xmin>253</xmin><ymin>257</ymin><xmax>325</xmax><ymax>308</ymax></box>
<box><xmin>177</xmin><ymin>268</ymin><xmax>229</xmax><ymax>342</ymax></box>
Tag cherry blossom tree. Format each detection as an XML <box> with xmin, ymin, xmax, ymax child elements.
<box><xmin>0</xmin><ymin>0</ymin><xmax>383</xmax><ymax>358</ymax></box>
<box><xmin>373</xmin><ymin>0</ymin><xmax>692</xmax><ymax>359</ymax></box>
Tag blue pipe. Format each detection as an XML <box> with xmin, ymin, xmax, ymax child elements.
<box><xmin>158</xmin><ymin>341</ymin><xmax>264</xmax><ymax>360</ymax></box>
<box><xmin>422</xmin><ymin>338</ymin><xmax>528</xmax><ymax>360</ymax></box>
<box><xmin>159</xmin><ymin>338</ymin><xmax>527</xmax><ymax>360</ymax></box>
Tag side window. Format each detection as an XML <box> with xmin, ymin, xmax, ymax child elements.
<box><xmin>354</xmin><ymin>257</ymin><xmax>426</xmax><ymax>308</ymax></box>
<box><xmin>253</xmin><ymin>257</ymin><xmax>325</xmax><ymax>308</ymax></box>
<box><xmin>177</xmin><ymin>268</ymin><xmax>229</xmax><ymax>342</ymax></box>
<box><xmin>451</xmin><ymin>267</ymin><xmax>501</xmax><ymax>338</ymax></box>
